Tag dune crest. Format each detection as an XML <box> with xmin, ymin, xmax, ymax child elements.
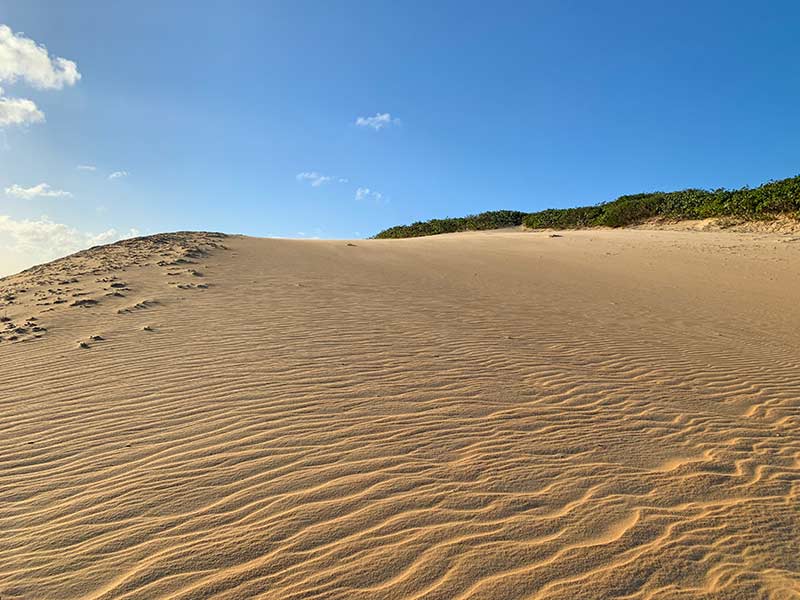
<box><xmin>1</xmin><ymin>229</ymin><xmax>799</xmax><ymax>599</ymax></box>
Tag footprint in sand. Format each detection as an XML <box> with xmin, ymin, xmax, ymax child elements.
<box><xmin>117</xmin><ymin>299</ymin><xmax>159</xmax><ymax>314</ymax></box>
<box><xmin>70</xmin><ymin>299</ymin><xmax>99</xmax><ymax>308</ymax></box>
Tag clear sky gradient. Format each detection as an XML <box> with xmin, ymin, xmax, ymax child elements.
<box><xmin>1</xmin><ymin>1</ymin><xmax>799</xmax><ymax>274</ymax></box>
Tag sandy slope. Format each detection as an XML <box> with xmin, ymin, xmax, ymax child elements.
<box><xmin>1</xmin><ymin>229</ymin><xmax>799</xmax><ymax>600</ymax></box>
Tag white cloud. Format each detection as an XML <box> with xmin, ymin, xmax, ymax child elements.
<box><xmin>5</xmin><ymin>182</ymin><xmax>72</xmax><ymax>199</ymax></box>
<box><xmin>0</xmin><ymin>25</ymin><xmax>81</xmax><ymax>90</ymax></box>
<box><xmin>87</xmin><ymin>227</ymin><xmax>140</xmax><ymax>246</ymax></box>
<box><xmin>0</xmin><ymin>95</ymin><xmax>44</xmax><ymax>126</ymax></box>
<box><xmin>0</xmin><ymin>24</ymin><xmax>80</xmax><ymax>130</ymax></box>
<box><xmin>296</xmin><ymin>171</ymin><xmax>332</xmax><ymax>187</ymax></box>
<box><xmin>108</xmin><ymin>170</ymin><xmax>129</xmax><ymax>180</ymax></box>
<box><xmin>297</xmin><ymin>172</ymin><xmax>352</xmax><ymax>187</ymax></box>
<box><xmin>355</xmin><ymin>113</ymin><xmax>400</xmax><ymax>131</ymax></box>
<box><xmin>0</xmin><ymin>214</ymin><xmax>139</xmax><ymax>276</ymax></box>
<box><xmin>76</xmin><ymin>164</ymin><xmax>96</xmax><ymax>171</ymax></box>
<box><xmin>355</xmin><ymin>187</ymin><xmax>385</xmax><ymax>203</ymax></box>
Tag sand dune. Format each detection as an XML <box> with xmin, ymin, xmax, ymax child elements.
<box><xmin>1</xmin><ymin>229</ymin><xmax>799</xmax><ymax>599</ymax></box>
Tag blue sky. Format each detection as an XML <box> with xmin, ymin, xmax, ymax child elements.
<box><xmin>1</xmin><ymin>1</ymin><xmax>800</xmax><ymax>274</ymax></box>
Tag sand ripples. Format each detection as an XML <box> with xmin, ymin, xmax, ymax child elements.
<box><xmin>1</xmin><ymin>230</ymin><xmax>799</xmax><ymax>598</ymax></box>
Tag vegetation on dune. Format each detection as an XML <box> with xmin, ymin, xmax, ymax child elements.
<box><xmin>373</xmin><ymin>210</ymin><xmax>528</xmax><ymax>239</ymax></box>
<box><xmin>525</xmin><ymin>175</ymin><xmax>800</xmax><ymax>229</ymax></box>
<box><xmin>373</xmin><ymin>175</ymin><xmax>800</xmax><ymax>237</ymax></box>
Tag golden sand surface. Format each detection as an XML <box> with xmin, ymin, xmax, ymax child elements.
<box><xmin>1</xmin><ymin>229</ymin><xmax>798</xmax><ymax>599</ymax></box>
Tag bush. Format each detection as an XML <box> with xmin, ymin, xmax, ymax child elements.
<box><xmin>374</xmin><ymin>175</ymin><xmax>800</xmax><ymax>237</ymax></box>
<box><xmin>374</xmin><ymin>210</ymin><xmax>528</xmax><ymax>239</ymax></box>
<box><xmin>523</xmin><ymin>206</ymin><xmax>604</xmax><ymax>229</ymax></box>
<box><xmin>524</xmin><ymin>175</ymin><xmax>800</xmax><ymax>229</ymax></box>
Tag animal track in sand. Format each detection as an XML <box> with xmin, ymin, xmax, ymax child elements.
<box><xmin>117</xmin><ymin>299</ymin><xmax>160</xmax><ymax>314</ymax></box>
<box><xmin>0</xmin><ymin>316</ymin><xmax>48</xmax><ymax>344</ymax></box>
<box><xmin>172</xmin><ymin>282</ymin><xmax>209</xmax><ymax>290</ymax></box>
<box><xmin>70</xmin><ymin>298</ymin><xmax>99</xmax><ymax>308</ymax></box>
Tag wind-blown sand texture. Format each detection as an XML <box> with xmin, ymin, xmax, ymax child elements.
<box><xmin>2</xmin><ymin>229</ymin><xmax>799</xmax><ymax>599</ymax></box>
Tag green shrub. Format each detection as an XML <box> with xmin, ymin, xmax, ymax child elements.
<box><xmin>523</xmin><ymin>206</ymin><xmax>604</xmax><ymax>229</ymax></box>
<box><xmin>374</xmin><ymin>174</ymin><xmax>800</xmax><ymax>237</ymax></box>
<box><xmin>524</xmin><ymin>175</ymin><xmax>800</xmax><ymax>229</ymax></box>
<box><xmin>595</xmin><ymin>194</ymin><xmax>663</xmax><ymax>227</ymax></box>
<box><xmin>374</xmin><ymin>210</ymin><xmax>527</xmax><ymax>239</ymax></box>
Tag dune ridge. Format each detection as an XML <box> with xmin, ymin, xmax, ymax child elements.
<box><xmin>1</xmin><ymin>229</ymin><xmax>799</xmax><ymax>599</ymax></box>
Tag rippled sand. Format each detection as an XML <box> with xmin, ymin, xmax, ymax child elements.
<box><xmin>1</xmin><ymin>229</ymin><xmax>799</xmax><ymax>599</ymax></box>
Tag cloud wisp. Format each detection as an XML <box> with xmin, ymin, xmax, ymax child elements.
<box><xmin>355</xmin><ymin>187</ymin><xmax>386</xmax><ymax>204</ymax></box>
<box><xmin>108</xmin><ymin>170</ymin><xmax>129</xmax><ymax>180</ymax></box>
<box><xmin>76</xmin><ymin>164</ymin><xmax>97</xmax><ymax>171</ymax></box>
<box><xmin>297</xmin><ymin>172</ymin><xmax>387</xmax><ymax>205</ymax></box>
<box><xmin>355</xmin><ymin>113</ymin><xmax>400</xmax><ymax>131</ymax></box>
<box><xmin>296</xmin><ymin>171</ymin><xmax>332</xmax><ymax>187</ymax></box>
<box><xmin>296</xmin><ymin>172</ymin><xmax>351</xmax><ymax>187</ymax></box>
<box><xmin>0</xmin><ymin>24</ymin><xmax>81</xmax><ymax>128</ymax></box>
<box><xmin>5</xmin><ymin>182</ymin><xmax>72</xmax><ymax>199</ymax></box>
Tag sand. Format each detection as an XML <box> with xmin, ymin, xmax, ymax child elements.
<box><xmin>1</xmin><ymin>228</ymin><xmax>799</xmax><ymax>599</ymax></box>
